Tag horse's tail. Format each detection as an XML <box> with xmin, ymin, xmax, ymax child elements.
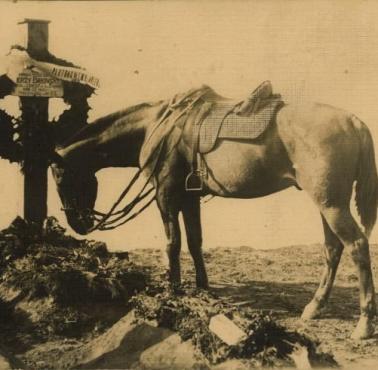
<box><xmin>353</xmin><ymin>116</ymin><xmax>378</xmax><ymax>237</ymax></box>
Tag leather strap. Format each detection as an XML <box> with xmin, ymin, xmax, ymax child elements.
<box><xmin>191</xmin><ymin>102</ymin><xmax>213</xmax><ymax>173</ymax></box>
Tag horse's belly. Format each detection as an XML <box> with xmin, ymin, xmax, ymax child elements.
<box><xmin>202</xmin><ymin>140</ymin><xmax>294</xmax><ymax>198</ymax></box>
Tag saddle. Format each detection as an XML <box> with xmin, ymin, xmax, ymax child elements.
<box><xmin>139</xmin><ymin>82</ymin><xmax>284</xmax><ymax>192</ymax></box>
<box><xmin>181</xmin><ymin>81</ymin><xmax>284</xmax><ymax>190</ymax></box>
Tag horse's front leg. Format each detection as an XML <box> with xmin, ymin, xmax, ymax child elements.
<box><xmin>182</xmin><ymin>195</ymin><xmax>208</xmax><ymax>289</ymax></box>
<box><xmin>156</xmin><ymin>192</ymin><xmax>182</xmax><ymax>285</ymax></box>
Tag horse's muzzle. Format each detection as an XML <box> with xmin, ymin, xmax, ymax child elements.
<box><xmin>66</xmin><ymin>211</ymin><xmax>94</xmax><ymax>235</ymax></box>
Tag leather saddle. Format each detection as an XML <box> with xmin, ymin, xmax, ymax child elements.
<box><xmin>181</xmin><ymin>81</ymin><xmax>284</xmax><ymax>191</ymax></box>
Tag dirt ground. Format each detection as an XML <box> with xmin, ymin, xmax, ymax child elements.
<box><xmin>2</xmin><ymin>233</ymin><xmax>378</xmax><ymax>369</ymax></box>
<box><xmin>130</xmin><ymin>243</ymin><xmax>378</xmax><ymax>369</ymax></box>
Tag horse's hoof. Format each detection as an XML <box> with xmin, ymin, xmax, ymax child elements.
<box><xmin>301</xmin><ymin>301</ymin><xmax>322</xmax><ymax>320</ymax></box>
<box><xmin>351</xmin><ymin>317</ymin><xmax>375</xmax><ymax>340</ymax></box>
<box><xmin>196</xmin><ymin>280</ymin><xmax>209</xmax><ymax>290</ymax></box>
<box><xmin>196</xmin><ymin>277</ymin><xmax>209</xmax><ymax>290</ymax></box>
<box><xmin>172</xmin><ymin>284</ymin><xmax>185</xmax><ymax>295</ymax></box>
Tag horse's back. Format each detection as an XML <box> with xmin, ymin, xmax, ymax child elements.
<box><xmin>186</xmin><ymin>100</ymin><xmax>370</xmax><ymax>202</ymax></box>
<box><xmin>277</xmin><ymin>101</ymin><xmax>356</xmax><ymax>142</ymax></box>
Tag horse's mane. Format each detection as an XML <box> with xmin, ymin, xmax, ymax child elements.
<box><xmin>60</xmin><ymin>102</ymin><xmax>155</xmax><ymax>148</ymax></box>
<box><xmin>59</xmin><ymin>85</ymin><xmax>216</xmax><ymax>149</ymax></box>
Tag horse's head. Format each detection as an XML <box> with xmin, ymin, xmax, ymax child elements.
<box><xmin>51</xmin><ymin>152</ymin><xmax>98</xmax><ymax>235</ymax></box>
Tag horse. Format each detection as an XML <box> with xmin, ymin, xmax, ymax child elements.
<box><xmin>50</xmin><ymin>87</ymin><xmax>378</xmax><ymax>339</ymax></box>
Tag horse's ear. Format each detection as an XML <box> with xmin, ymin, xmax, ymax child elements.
<box><xmin>49</xmin><ymin>151</ymin><xmax>65</xmax><ymax>166</ymax></box>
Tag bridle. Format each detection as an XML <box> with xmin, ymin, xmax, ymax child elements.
<box><xmin>61</xmin><ymin>89</ymin><xmax>208</xmax><ymax>232</ymax></box>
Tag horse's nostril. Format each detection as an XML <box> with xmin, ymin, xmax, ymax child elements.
<box><xmin>74</xmin><ymin>227</ymin><xmax>87</xmax><ymax>235</ymax></box>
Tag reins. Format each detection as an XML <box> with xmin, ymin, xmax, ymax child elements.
<box><xmin>86</xmin><ymin>89</ymin><xmax>207</xmax><ymax>232</ymax></box>
<box><xmin>87</xmin><ymin>138</ymin><xmax>165</xmax><ymax>232</ymax></box>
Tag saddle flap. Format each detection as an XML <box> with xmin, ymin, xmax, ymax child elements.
<box><xmin>198</xmin><ymin>101</ymin><xmax>237</xmax><ymax>153</ymax></box>
<box><xmin>198</xmin><ymin>97</ymin><xmax>283</xmax><ymax>154</ymax></box>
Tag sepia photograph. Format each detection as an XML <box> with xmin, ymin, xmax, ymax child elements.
<box><xmin>0</xmin><ymin>0</ymin><xmax>378</xmax><ymax>369</ymax></box>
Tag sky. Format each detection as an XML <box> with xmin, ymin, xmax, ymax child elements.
<box><xmin>1</xmin><ymin>0</ymin><xmax>378</xmax><ymax>251</ymax></box>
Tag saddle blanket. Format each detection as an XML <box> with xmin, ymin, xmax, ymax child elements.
<box><xmin>199</xmin><ymin>98</ymin><xmax>283</xmax><ymax>153</ymax></box>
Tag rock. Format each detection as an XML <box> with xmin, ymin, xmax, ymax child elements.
<box><xmin>139</xmin><ymin>333</ymin><xmax>202</xmax><ymax>370</ymax></box>
<box><xmin>213</xmin><ymin>359</ymin><xmax>249</xmax><ymax>370</ymax></box>
<box><xmin>209</xmin><ymin>314</ymin><xmax>247</xmax><ymax>346</ymax></box>
<box><xmin>288</xmin><ymin>344</ymin><xmax>312</xmax><ymax>369</ymax></box>
<box><xmin>73</xmin><ymin>311</ymin><xmax>206</xmax><ymax>369</ymax></box>
<box><xmin>0</xmin><ymin>354</ymin><xmax>12</xmax><ymax>370</ymax></box>
<box><xmin>74</xmin><ymin>312</ymin><xmax>138</xmax><ymax>368</ymax></box>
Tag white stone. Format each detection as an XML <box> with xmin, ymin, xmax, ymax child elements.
<box><xmin>209</xmin><ymin>314</ymin><xmax>247</xmax><ymax>346</ymax></box>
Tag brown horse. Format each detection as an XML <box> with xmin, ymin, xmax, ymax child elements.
<box><xmin>51</xmin><ymin>88</ymin><xmax>377</xmax><ymax>339</ymax></box>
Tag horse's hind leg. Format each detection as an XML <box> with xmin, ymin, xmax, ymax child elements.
<box><xmin>302</xmin><ymin>215</ymin><xmax>344</xmax><ymax>319</ymax></box>
<box><xmin>320</xmin><ymin>207</ymin><xmax>376</xmax><ymax>339</ymax></box>
<box><xmin>182</xmin><ymin>195</ymin><xmax>209</xmax><ymax>289</ymax></box>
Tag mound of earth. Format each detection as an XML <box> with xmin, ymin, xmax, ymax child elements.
<box><xmin>0</xmin><ymin>216</ymin><xmax>148</xmax><ymax>367</ymax></box>
<box><xmin>0</xmin><ymin>218</ymin><xmax>340</xmax><ymax>369</ymax></box>
<box><xmin>41</xmin><ymin>279</ymin><xmax>336</xmax><ymax>369</ymax></box>
<box><xmin>130</xmin><ymin>279</ymin><xmax>337</xmax><ymax>369</ymax></box>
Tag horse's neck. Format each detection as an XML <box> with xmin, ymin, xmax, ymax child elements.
<box><xmin>99</xmin><ymin>123</ymin><xmax>147</xmax><ymax>169</ymax></box>
<box><xmin>60</xmin><ymin>115</ymin><xmax>149</xmax><ymax>172</ymax></box>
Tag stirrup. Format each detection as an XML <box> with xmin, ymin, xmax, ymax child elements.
<box><xmin>185</xmin><ymin>170</ymin><xmax>203</xmax><ymax>191</ymax></box>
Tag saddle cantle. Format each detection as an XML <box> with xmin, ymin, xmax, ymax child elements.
<box><xmin>235</xmin><ymin>80</ymin><xmax>275</xmax><ymax>116</ymax></box>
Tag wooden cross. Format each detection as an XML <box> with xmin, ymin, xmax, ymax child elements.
<box><xmin>0</xmin><ymin>19</ymin><xmax>96</xmax><ymax>230</ymax></box>
<box><xmin>19</xmin><ymin>19</ymin><xmax>51</xmax><ymax>229</ymax></box>
<box><xmin>18</xmin><ymin>19</ymin><xmax>51</xmax><ymax>229</ymax></box>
